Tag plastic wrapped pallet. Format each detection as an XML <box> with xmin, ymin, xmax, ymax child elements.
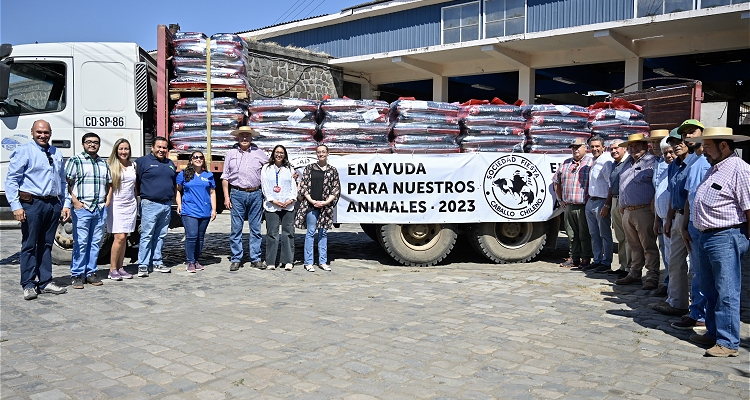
<box><xmin>389</xmin><ymin>99</ymin><xmax>460</xmax><ymax>154</ymax></box>
<box><xmin>168</xmin><ymin>96</ymin><xmax>246</xmax><ymax>154</ymax></box>
<box><xmin>525</xmin><ymin>104</ymin><xmax>592</xmax><ymax>154</ymax></box>
<box><xmin>317</xmin><ymin>98</ymin><xmax>391</xmax><ymax>153</ymax></box>
<box><xmin>169</xmin><ymin>32</ymin><xmax>250</xmax><ymax>90</ymax></box>
<box><xmin>247</xmin><ymin>99</ymin><xmax>319</xmax><ymax>153</ymax></box>
<box><xmin>457</xmin><ymin>100</ymin><xmax>526</xmax><ymax>152</ymax></box>
<box><xmin>588</xmin><ymin>98</ymin><xmax>649</xmax><ymax>146</ymax></box>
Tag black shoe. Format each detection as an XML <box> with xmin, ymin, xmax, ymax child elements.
<box><xmin>651</xmin><ymin>285</ymin><xmax>668</xmax><ymax>297</ymax></box>
<box><xmin>582</xmin><ymin>262</ymin><xmax>601</xmax><ymax>271</ymax></box>
<box><xmin>608</xmin><ymin>269</ymin><xmax>629</xmax><ymax>278</ymax></box>
<box><xmin>71</xmin><ymin>276</ymin><xmax>85</xmax><ymax>289</ymax></box>
<box><xmin>593</xmin><ymin>264</ymin><xmax>612</xmax><ymax>273</ymax></box>
<box><xmin>229</xmin><ymin>262</ymin><xmax>241</xmax><ymax>272</ymax></box>
<box><xmin>85</xmin><ymin>274</ymin><xmax>103</xmax><ymax>286</ymax></box>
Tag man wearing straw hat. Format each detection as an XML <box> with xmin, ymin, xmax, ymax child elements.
<box><xmin>222</xmin><ymin>126</ymin><xmax>268</xmax><ymax>272</ymax></box>
<box><xmin>615</xmin><ymin>133</ymin><xmax>660</xmax><ymax>290</ymax></box>
<box><xmin>685</xmin><ymin>127</ymin><xmax>750</xmax><ymax>357</ymax></box>
<box><xmin>553</xmin><ymin>137</ymin><xmax>594</xmax><ymax>269</ymax></box>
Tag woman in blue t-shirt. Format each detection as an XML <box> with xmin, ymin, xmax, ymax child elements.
<box><xmin>176</xmin><ymin>151</ymin><xmax>216</xmax><ymax>272</ymax></box>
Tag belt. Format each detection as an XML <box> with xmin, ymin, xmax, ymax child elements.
<box><xmin>700</xmin><ymin>224</ymin><xmax>744</xmax><ymax>234</ymax></box>
<box><xmin>674</xmin><ymin>208</ymin><xmax>684</xmax><ymax>215</ymax></box>
<box><xmin>33</xmin><ymin>195</ymin><xmax>58</xmax><ymax>200</ymax></box>
<box><xmin>231</xmin><ymin>185</ymin><xmax>260</xmax><ymax>192</ymax></box>
<box><xmin>589</xmin><ymin>196</ymin><xmax>605</xmax><ymax>201</ymax></box>
<box><xmin>625</xmin><ymin>204</ymin><xmax>649</xmax><ymax>211</ymax></box>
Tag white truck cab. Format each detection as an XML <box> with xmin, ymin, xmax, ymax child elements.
<box><xmin>0</xmin><ymin>42</ymin><xmax>156</xmax><ymax>261</ymax></box>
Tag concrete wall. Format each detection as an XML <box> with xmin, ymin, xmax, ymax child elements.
<box><xmin>245</xmin><ymin>41</ymin><xmax>343</xmax><ymax>101</ymax></box>
<box><xmin>700</xmin><ymin>102</ymin><xmax>729</xmax><ymax>128</ymax></box>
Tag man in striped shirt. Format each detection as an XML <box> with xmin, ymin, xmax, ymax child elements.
<box><xmin>63</xmin><ymin>132</ymin><xmax>112</xmax><ymax>289</ymax></box>
<box><xmin>686</xmin><ymin>127</ymin><xmax>750</xmax><ymax>358</ymax></box>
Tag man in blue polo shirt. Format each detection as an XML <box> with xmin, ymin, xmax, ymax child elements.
<box><xmin>136</xmin><ymin>137</ymin><xmax>177</xmax><ymax>277</ymax></box>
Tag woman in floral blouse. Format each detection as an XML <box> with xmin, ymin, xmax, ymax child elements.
<box><xmin>295</xmin><ymin>144</ymin><xmax>340</xmax><ymax>272</ymax></box>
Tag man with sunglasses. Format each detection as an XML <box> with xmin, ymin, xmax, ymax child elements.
<box><xmin>62</xmin><ymin>132</ymin><xmax>112</xmax><ymax>289</ymax></box>
<box><xmin>5</xmin><ymin>120</ymin><xmax>68</xmax><ymax>300</ymax></box>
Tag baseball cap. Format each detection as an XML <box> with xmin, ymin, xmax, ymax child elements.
<box><xmin>677</xmin><ymin>119</ymin><xmax>704</xmax><ymax>135</ymax></box>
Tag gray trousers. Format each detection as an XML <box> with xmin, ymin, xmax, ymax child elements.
<box><xmin>264</xmin><ymin>210</ymin><xmax>295</xmax><ymax>266</ymax></box>
<box><xmin>565</xmin><ymin>203</ymin><xmax>593</xmax><ymax>260</ymax></box>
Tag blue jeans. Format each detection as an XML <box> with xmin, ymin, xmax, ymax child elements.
<box><xmin>698</xmin><ymin>227</ymin><xmax>749</xmax><ymax>350</ymax></box>
<box><xmin>584</xmin><ymin>198</ymin><xmax>612</xmax><ymax>266</ymax></box>
<box><xmin>687</xmin><ymin>222</ymin><xmax>706</xmax><ymax>322</ymax></box>
<box><xmin>138</xmin><ymin>199</ymin><xmax>171</xmax><ymax>269</ymax></box>
<box><xmin>229</xmin><ymin>189</ymin><xmax>262</xmax><ymax>263</ymax></box>
<box><xmin>304</xmin><ymin>209</ymin><xmax>328</xmax><ymax>265</ymax></box>
<box><xmin>19</xmin><ymin>197</ymin><xmax>61</xmax><ymax>290</ymax></box>
<box><xmin>182</xmin><ymin>215</ymin><xmax>210</xmax><ymax>263</ymax></box>
<box><xmin>70</xmin><ymin>206</ymin><xmax>106</xmax><ymax>278</ymax></box>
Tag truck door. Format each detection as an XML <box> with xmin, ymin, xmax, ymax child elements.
<box><xmin>0</xmin><ymin>58</ymin><xmax>74</xmax><ymax>193</ymax></box>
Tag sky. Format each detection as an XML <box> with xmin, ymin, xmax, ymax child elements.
<box><xmin>1</xmin><ymin>0</ymin><xmax>360</xmax><ymax>50</ymax></box>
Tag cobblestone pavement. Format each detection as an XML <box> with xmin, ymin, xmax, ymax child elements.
<box><xmin>1</xmin><ymin>214</ymin><xmax>748</xmax><ymax>399</ymax></box>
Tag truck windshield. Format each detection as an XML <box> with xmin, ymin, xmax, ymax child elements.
<box><xmin>0</xmin><ymin>62</ymin><xmax>66</xmax><ymax>117</ymax></box>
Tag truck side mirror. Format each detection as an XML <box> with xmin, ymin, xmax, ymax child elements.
<box><xmin>0</xmin><ymin>61</ymin><xmax>11</xmax><ymax>103</ymax></box>
<box><xmin>0</xmin><ymin>44</ymin><xmax>12</xmax><ymax>60</ymax></box>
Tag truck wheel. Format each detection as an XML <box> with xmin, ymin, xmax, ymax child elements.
<box><xmin>360</xmin><ymin>224</ymin><xmax>380</xmax><ymax>242</ymax></box>
<box><xmin>378</xmin><ymin>223</ymin><xmax>457</xmax><ymax>267</ymax></box>
<box><xmin>52</xmin><ymin>220</ymin><xmax>74</xmax><ymax>265</ymax></box>
<box><xmin>469</xmin><ymin>221</ymin><xmax>547</xmax><ymax>264</ymax></box>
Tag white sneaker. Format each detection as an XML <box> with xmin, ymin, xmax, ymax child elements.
<box><xmin>319</xmin><ymin>264</ymin><xmax>331</xmax><ymax>271</ymax></box>
<box><xmin>153</xmin><ymin>265</ymin><xmax>171</xmax><ymax>273</ymax></box>
<box><xmin>137</xmin><ymin>267</ymin><xmax>149</xmax><ymax>277</ymax></box>
<box><xmin>284</xmin><ymin>263</ymin><xmax>293</xmax><ymax>271</ymax></box>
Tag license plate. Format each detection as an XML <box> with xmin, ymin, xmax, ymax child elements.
<box><xmin>84</xmin><ymin>116</ymin><xmax>125</xmax><ymax>127</ymax></box>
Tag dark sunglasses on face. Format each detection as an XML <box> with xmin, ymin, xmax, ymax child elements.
<box><xmin>192</xmin><ymin>155</ymin><xmax>205</xmax><ymax>160</ymax></box>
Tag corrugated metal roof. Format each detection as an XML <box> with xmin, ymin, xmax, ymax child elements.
<box><xmin>235</xmin><ymin>14</ymin><xmax>332</xmax><ymax>35</ymax></box>
<box><xmin>341</xmin><ymin>0</ymin><xmax>394</xmax><ymax>12</ymax></box>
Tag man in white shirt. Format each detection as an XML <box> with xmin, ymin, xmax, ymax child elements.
<box><xmin>583</xmin><ymin>136</ymin><xmax>614</xmax><ymax>272</ymax></box>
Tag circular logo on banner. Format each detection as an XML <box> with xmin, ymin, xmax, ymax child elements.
<box><xmin>483</xmin><ymin>155</ymin><xmax>546</xmax><ymax>219</ymax></box>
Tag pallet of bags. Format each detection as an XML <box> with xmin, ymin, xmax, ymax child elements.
<box><xmin>169</xmin><ymin>97</ymin><xmax>247</xmax><ymax>155</ymax></box>
<box><xmin>389</xmin><ymin>99</ymin><xmax>461</xmax><ymax>154</ymax></box>
<box><xmin>247</xmin><ymin>98</ymin><xmax>319</xmax><ymax>153</ymax></box>
<box><xmin>588</xmin><ymin>98</ymin><xmax>649</xmax><ymax>146</ymax></box>
<box><xmin>319</xmin><ymin>97</ymin><xmax>391</xmax><ymax>154</ymax></box>
<box><xmin>170</xmin><ymin>32</ymin><xmax>250</xmax><ymax>91</ymax></box>
<box><xmin>524</xmin><ymin>104</ymin><xmax>592</xmax><ymax>154</ymax></box>
<box><xmin>458</xmin><ymin>98</ymin><xmax>526</xmax><ymax>153</ymax></box>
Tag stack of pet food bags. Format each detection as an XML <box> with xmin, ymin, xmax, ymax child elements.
<box><xmin>588</xmin><ymin>98</ymin><xmax>649</xmax><ymax>146</ymax></box>
<box><xmin>170</xmin><ymin>32</ymin><xmax>250</xmax><ymax>91</ymax></box>
<box><xmin>318</xmin><ymin>97</ymin><xmax>391</xmax><ymax>153</ymax></box>
<box><xmin>169</xmin><ymin>97</ymin><xmax>246</xmax><ymax>154</ymax></box>
<box><xmin>457</xmin><ymin>99</ymin><xmax>526</xmax><ymax>153</ymax></box>
<box><xmin>525</xmin><ymin>104</ymin><xmax>591</xmax><ymax>153</ymax></box>
<box><xmin>247</xmin><ymin>98</ymin><xmax>319</xmax><ymax>153</ymax></box>
<box><xmin>389</xmin><ymin>99</ymin><xmax>461</xmax><ymax>153</ymax></box>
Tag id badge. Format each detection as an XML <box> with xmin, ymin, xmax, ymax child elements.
<box><xmin>273</xmin><ymin>186</ymin><xmax>281</xmax><ymax>193</ymax></box>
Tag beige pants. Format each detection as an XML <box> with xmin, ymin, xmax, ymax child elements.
<box><xmin>667</xmin><ymin>213</ymin><xmax>689</xmax><ymax>309</ymax></box>
<box><xmin>611</xmin><ymin>197</ymin><xmax>631</xmax><ymax>271</ymax></box>
<box><xmin>623</xmin><ymin>206</ymin><xmax>660</xmax><ymax>283</ymax></box>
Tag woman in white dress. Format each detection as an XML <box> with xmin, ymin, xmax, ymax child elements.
<box><xmin>106</xmin><ymin>138</ymin><xmax>138</xmax><ymax>280</ymax></box>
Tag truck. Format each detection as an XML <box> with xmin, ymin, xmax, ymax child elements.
<box><xmin>3</xmin><ymin>26</ymin><xmax>698</xmax><ymax>268</ymax></box>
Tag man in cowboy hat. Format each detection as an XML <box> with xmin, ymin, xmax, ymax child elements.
<box><xmin>222</xmin><ymin>126</ymin><xmax>269</xmax><ymax>272</ymax></box>
<box><xmin>652</xmin><ymin>128</ymin><xmax>699</xmax><ymax>316</ymax></box>
<box><xmin>685</xmin><ymin>127</ymin><xmax>750</xmax><ymax>357</ymax></box>
<box><xmin>616</xmin><ymin>133</ymin><xmax>661</xmax><ymax>290</ymax></box>
<box><xmin>554</xmin><ymin>137</ymin><xmax>594</xmax><ymax>269</ymax></box>
<box><xmin>672</xmin><ymin>119</ymin><xmax>710</xmax><ymax>330</ymax></box>
<box><xmin>649</xmin><ymin>130</ymin><xmax>675</xmax><ymax>295</ymax></box>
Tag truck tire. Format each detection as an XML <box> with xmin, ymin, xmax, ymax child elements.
<box><xmin>378</xmin><ymin>223</ymin><xmax>457</xmax><ymax>267</ymax></box>
<box><xmin>52</xmin><ymin>219</ymin><xmax>112</xmax><ymax>265</ymax></box>
<box><xmin>469</xmin><ymin>221</ymin><xmax>547</xmax><ymax>264</ymax></box>
<box><xmin>360</xmin><ymin>223</ymin><xmax>380</xmax><ymax>242</ymax></box>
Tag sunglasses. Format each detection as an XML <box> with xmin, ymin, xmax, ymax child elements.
<box><xmin>192</xmin><ymin>155</ymin><xmax>205</xmax><ymax>160</ymax></box>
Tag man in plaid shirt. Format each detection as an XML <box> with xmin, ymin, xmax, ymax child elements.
<box><xmin>63</xmin><ymin>132</ymin><xmax>112</xmax><ymax>289</ymax></box>
<box><xmin>554</xmin><ymin>137</ymin><xmax>594</xmax><ymax>268</ymax></box>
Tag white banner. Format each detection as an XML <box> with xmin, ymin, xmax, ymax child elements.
<box><xmin>289</xmin><ymin>152</ymin><xmax>569</xmax><ymax>224</ymax></box>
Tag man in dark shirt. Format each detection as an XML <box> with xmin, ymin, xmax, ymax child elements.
<box><xmin>135</xmin><ymin>137</ymin><xmax>177</xmax><ymax>277</ymax></box>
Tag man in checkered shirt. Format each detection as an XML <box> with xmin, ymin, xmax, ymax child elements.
<box><xmin>63</xmin><ymin>132</ymin><xmax>112</xmax><ymax>289</ymax></box>
<box><xmin>685</xmin><ymin>127</ymin><xmax>750</xmax><ymax>358</ymax></box>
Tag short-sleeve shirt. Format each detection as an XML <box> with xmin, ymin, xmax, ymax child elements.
<box><xmin>692</xmin><ymin>155</ymin><xmax>750</xmax><ymax>231</ymax></box>
<box><xmin>667</xmin><ymin>153</ymin><xmax>696</xmax><ymax>211</ymax></box>
<box><xmin>619</xmin><ymin>152</ymin><xmax>656</xmax><ymax>208</ymax></box>
<box><xmin>176</xmin><ymin>170</ymin><xmax>215</xmax><ymax>218</ymax></box>
<box><xmin>221</xmin><ymin>145</ymin><xmax>267</xmax><ymax>189</ymax></box>
<box><xmin>136</xmin><ymin>153</ymin><xmax>177</xmax><ymax>202</ymax></box>
<box><xmin>64</xmin><ymin>152</ymin><xmax>112</xmax><ymax>211</ymax></box>
<box><xmin>685</xmin><ymin>154</ymin><xmax>710</xmax><ymax>205</ymax></box>
<box><xmin>553</xmin><ymin>156</ymin><xmax>593</xmax><ymax>205</ymax></box>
